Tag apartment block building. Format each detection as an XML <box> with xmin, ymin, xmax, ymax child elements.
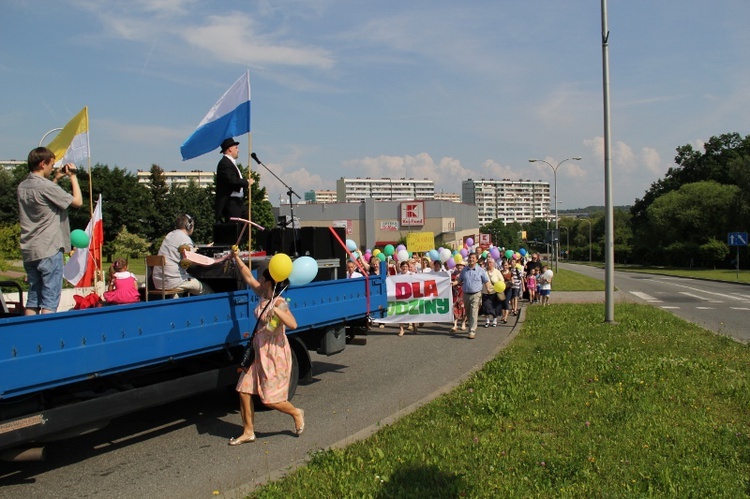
<box><xmin>336</xmin><ymin>177</ymin><xmax>435</xmax><ymax>203</ymax></box>
<box><xmin>136</xmin><ymin>170</ymin><xmax>214</xmax><ymax>189</ymax></box>
<box><xmin>462</xmin><ymin>178</ymin><xmax>550</xmax><ymax>226</ymax></box>
<box><xmin>304</xmin><ymin>190</ymin><xmax>337</xmax><ymax>204</ymax></box>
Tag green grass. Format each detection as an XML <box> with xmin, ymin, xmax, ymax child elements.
<box><xmin>576</xmin><ymin>262</ymin><xmax>750</xmax><ymax>285</ymax></box>
<box><xmin>251</xmin><ymin>304</ymin><xmax>750</xmax><ymax>498</ymax></box>
<box><xmin>550</xmin><ymin>268</ymin><xmax>605</xmax><ymax>292</ymax></box>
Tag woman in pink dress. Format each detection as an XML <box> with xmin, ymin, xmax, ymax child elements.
<box><xmin>228</xmin><ymin>250</ymin><xmax>305</xmax><ymax>445</ymax></box>
<box><xmin>103</xmin><ymin>258</ymin><xmax>140</xmax><ymax>304</ymax></box>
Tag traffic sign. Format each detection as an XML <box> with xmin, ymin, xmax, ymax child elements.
<box><xmin>728</xmin><ymin>232</ymin><xmax>748</xmax><ymax>247</ymax></box>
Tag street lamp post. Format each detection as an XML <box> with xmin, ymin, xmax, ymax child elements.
<box><xmin>581</xmin><ymin>219</ymin><xmax>592</xmax><ymax>262</ymax></box>
<box><xmin>39</xmin><ymin>127</ymin><xmax>63</xmax><ymax>147</ymax></box>
<box><xmin>528</xmin><ymin>157</ymin><xmax>582</xmax><ymax>273</ymax></box>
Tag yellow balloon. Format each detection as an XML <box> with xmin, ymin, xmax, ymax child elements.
<box><xmin>269</xmin><ymin>253</ymin><xmax>293</xmax><ymax>282</ymax></box>
<box><xmin>372</xmin><ymin>249</ymin><xmax>381</xmax><ymax>256</ymax></box>
<box><xmin>454</xmin><ymin>254</ymin><xmax>463</xmax><ymax>264</ymax></box>
<box><xmin>493</xmin><ymin>281</ymin><xmax>506</xmax><ymax>293</ymax></box>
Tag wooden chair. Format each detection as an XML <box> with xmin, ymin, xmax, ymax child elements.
<box><xmin>0</xmin><ymin>280</ymin><xmax>24</xmax><ymax>317</ymax></box>
<box><xmin>144</xmin><ymin>255</ymin><xmax>184</xmax><ymax>301</ymax></box>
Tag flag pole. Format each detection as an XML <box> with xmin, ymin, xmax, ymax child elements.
<box><xmin>245</xmin><ymin>69</ymin><xmax>253</xmax><ymax>261</ymax></box>
<box><xmin>83</xmin><ymin>107</ymin><xmax>102</xmax><ymax>288</ymax></box>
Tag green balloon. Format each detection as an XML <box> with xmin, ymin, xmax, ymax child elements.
<box><xmin>384</xmin><ymin>244</ymin><xmax>395</xmax><ymax>256</ymax></box>
<box><xmin>70</xmin><ymin>229</ymin><xmax>90</xmax><ymax>249</ymax></box>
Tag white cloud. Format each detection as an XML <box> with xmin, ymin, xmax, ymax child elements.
<box><xmin>641</xmin><ymin>147</ymin><xmax>662</xmax><ymax>175</ymax></box>
<box><xmin>180</xmin><ymin>15</ymin><xmax>335</xmax><ymax>70</ymax></box>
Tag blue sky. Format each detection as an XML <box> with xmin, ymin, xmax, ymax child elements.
<box><xmin>2</xmin><ymin>1</ymin><xmax>749</xmax><ymax>209</ymax></box>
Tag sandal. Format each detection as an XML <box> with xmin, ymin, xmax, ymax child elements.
<box><xmin>228</xmin><ymin>434</ymin><xmax>256</xmax><ymax>446</ymax></box>
<box><xmin>295</xmin><ymin>409</ymin><xmax>305</xmax><ymax>436</ymax></box>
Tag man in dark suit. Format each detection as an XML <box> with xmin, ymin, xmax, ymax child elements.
<box><xmin>214</xmin><ymin>137</ymin><xmax>251</xmax><ymax>223</ymax></box>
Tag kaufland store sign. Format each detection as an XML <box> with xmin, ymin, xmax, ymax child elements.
<box><xmin>400</xmin><ymin>201</ymin><xmax>424</xmax><ymax>227</ymax></box>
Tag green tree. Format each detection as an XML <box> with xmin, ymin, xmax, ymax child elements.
<box><xmin>243</xmin><ymin>166</ymin><xmax>275</xmax><ymax>249</ymax></box>
<box><xmin>146</xmin><ymin>164</ymin><xmax>172</xmax><ymax>237</ymax></box>
<box><xmin>107</xmin><ymin>225</ymin><xmax>151</xmax><ymax>260</ymax></box>
<box><xmin>481</xmin><ymin>220</ymin><xmax>522</xmax><ymax>250</ymax></box>
<box><xmin>646</xmin><ymin>181</ymin><xmax>740</xmax><ymax>266</ymax></box>
<box><xmin>0</xmin><ymin>164</ymin><xmax>29</xmax><ymax>225</ymax></box>
<box><xmin>0</xmin><ymin>223</ymin><xmax>21</xmax><ymax>259</ymax></box>
<box><xmin>165</xmin><ymin>180</ymin><xmax>215</xmax><ymax>246</ymax></box>
<box><xmin>69</xmin><ymin>164</ymin><xmax>156</xmax><ymax>246</ymax></box>
<box><xmin>631</xmin><ymin>132</ymin><xmax>750</xmax><ymax>262</ymax></box>
<box><xmin>699</xmin><ymin>238</ymin><xmax>730</xmax><ymax>269</ymax></box>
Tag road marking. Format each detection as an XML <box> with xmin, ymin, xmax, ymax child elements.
<box><xmin>695</xmin><ymin>306</ymin><xmax>715</xmax><ymax>310</ymax></box>
<box><xmin>679</xmin><ymin>292</ymin><xmax>722</xmax><ymax>303</ymax></box>
<box><xmin>730</xmin><ymin>307</ymin><xmax>750</xmax><ymax>311</ymax></box>
<box><xmin>661</xmin><ymin>306</ymin><xmax>680</xmax><ymax>309</ymax></box>
<box><xmin>631</xmin><ymin>291</ymin><xmax>661</xmax><ymax>302</ymax></box>
<box><xmin>654</xmin><ymin>281</ymin><xmax>750</xmax><ymax>303</ymax></box>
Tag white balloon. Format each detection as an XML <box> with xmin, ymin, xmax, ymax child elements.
<box><xmin>439</xmin><ymin>248</ymin><xmax>452</xmax><ymax>262</ymax></box>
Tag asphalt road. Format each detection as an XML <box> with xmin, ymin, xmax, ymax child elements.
<box><xmin>560</xmin><ymin>262</ymin><xmax>750</xmax><ymax>342</ymax></box>
<box><xmin>0</xmin><ymin>318</ymin><xmax>520</xmax><ymax>498</ymax></box>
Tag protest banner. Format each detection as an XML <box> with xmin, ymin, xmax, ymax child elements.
<box><xmin>375</xmin><ymin>272</ymin><xmax>453</xmax><ymax>324</ymax></box>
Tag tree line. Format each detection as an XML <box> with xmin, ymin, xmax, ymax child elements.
<box><xmin>0</xmin><ymin>164</ymin><xmax>274</xmax><ymax>262</ymax></box>
<box><xmin>2</xmin><ymin>132</ymin><xmax>748</xmax><ymax>269</ymax></box>
<box><xmin>481</xmin><ymin>132</ymin><xmax>749</xmax><ymax>269</ymax></box>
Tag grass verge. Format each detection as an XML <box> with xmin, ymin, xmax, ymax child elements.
<box><xmin>252</xmin><ymin>304</ymin><xmax>750</xmax><ymax>497</ymax></box>
<box><xmin>550</xmin><ymin>268</ymin><xmax>605</xmax><ymax>292</ymax></box>
<box><xmin>574</xmin><ymin>262</ymin><xmax>750</xmax><ymax>285</ymax></box>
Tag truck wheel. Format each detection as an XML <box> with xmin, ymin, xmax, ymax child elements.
<box><xmin>287</xmin><ymin>348</ymin><xmax>299</xmax><ymax>400</ymax></box>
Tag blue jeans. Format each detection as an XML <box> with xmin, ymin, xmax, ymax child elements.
<box><xmin>24</xmin><ymin>250</ymin><xmax>64</xmax><ymax>312</ymax></box>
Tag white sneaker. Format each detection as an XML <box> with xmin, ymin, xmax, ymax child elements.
<box><xmin>492</xmin><ymin>320</ymin><xmax>497</xmax><ymax>327</ymax></box>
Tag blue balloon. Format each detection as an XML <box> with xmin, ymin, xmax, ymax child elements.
<box><xmin>289</xmin><ymin>256</ymin><xmax>319</xmax><ymax>286</ymax></box>
<box><xmin>346</xmin><ymin>239</ymin><xmax>358</xmax><ymax>251</ymax></box>
<box><xmin>519</xmin><ymin>248</ymin><xmax>527</xmax><ymax>256</ymax></box>
<box><xmin>428</xmin><ymin>249</ymin><xmax>439</xmax><ymax>261</ymax></box>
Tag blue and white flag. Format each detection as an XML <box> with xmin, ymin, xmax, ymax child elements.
<box><xmin>180</xmin><ymin>71</ymin><xmax>251</xmax><ymax>160</ymax></box>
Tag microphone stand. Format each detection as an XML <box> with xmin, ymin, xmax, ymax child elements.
<box><xmin>251</xmin><ymin>153</ymin><xmax>301</xmax><ymax>257</ymax></box>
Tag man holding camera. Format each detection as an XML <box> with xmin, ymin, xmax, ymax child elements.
<box><xmin>17</xmin><ymin>147</ymin><xmax>83</xmax><ymax>314</ymax></box>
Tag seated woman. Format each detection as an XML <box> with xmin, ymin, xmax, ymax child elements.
<box><xmin>153</xmin><ymin>214</ymin><xmax>213</xmax><ymax>296</ymax></box>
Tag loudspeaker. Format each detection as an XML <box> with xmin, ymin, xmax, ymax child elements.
<box><xmin>263</xmin><ymin>227</ymin><xmax>347</xmax><ymax>277</ymax></box>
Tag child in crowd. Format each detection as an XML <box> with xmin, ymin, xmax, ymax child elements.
<box><xmin>103</xmin><ymin>258</ymin><xmax>140</xmax><ymax>304</ymax></box>
<box><xmin>538</xmin><ymin>265</ymin><xmax>553</xmax><ymax>306</ymax></box>
<box><xmin>526</xmin><ymin>267</ymin><xmax>538</xmax><ymax>304</ymax></box>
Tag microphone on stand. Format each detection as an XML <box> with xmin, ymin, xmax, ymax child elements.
<box><xmin>251</xmin><ymin>152</ymin><xmax>262</xmax><ymax>165</ymax></box>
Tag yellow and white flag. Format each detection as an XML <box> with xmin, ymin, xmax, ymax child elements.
<box><xmin>47</xmin><ymin>107</ymin><xmax>90</xmax><ymax>168</ymax></box>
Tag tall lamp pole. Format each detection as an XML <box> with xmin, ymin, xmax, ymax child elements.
<box><xmin>39</xmin><ymin>128</ymin><xmax>63</xmax><ymax>147</ymax></box>
<box><xmin>581</xmin><ymin>219</ymin><xmax>593</xmax><ymax>262</ymax></box>
<box><xmin>528</xmin><ymin>157</ymin><xmax>582</xmax><ymax>273</ymax></box>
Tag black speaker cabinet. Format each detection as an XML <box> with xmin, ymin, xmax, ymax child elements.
<box><xmin>213</xmin><ymin>222</ymin><xmax>242</xmax><ymax>246</ymax></box>
<box><xmin>263</xmin><ymin>226</ymin><xmax>347</xmax><ymax>278</ymax></box>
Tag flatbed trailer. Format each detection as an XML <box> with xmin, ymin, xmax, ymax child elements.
<box><xmin>0</xmin><ymin>264</ymin><xmax>386</xmax><ymax>461</ymax></box>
